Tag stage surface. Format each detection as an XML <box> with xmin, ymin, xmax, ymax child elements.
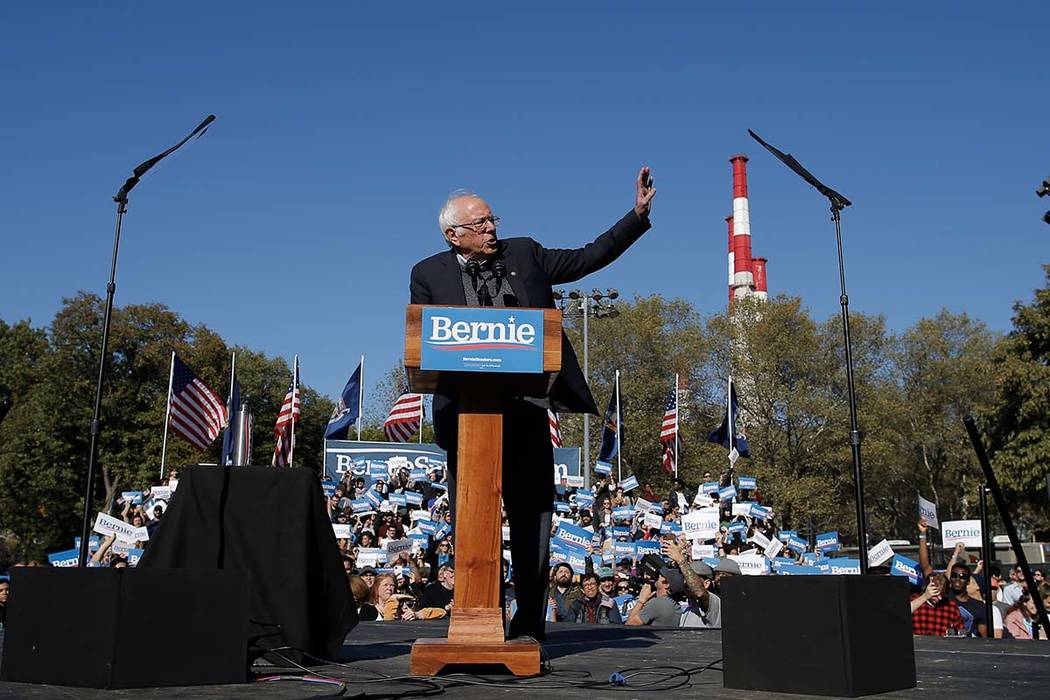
<box><xmin>2</xmin><ymin>622</ymin><xmax>1049</xmax><ymax>698</ymax></box>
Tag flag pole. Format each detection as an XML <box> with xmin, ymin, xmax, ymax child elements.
<box><xmin>159</xmin><ymin>350</ymin><xmax>175</xmax><ymax>480</ymax></box>
<box><xmin>357</xmin><ymin>354</ymin><xmax>365</xmax><ymax>441</ymax></box>
<box><xmin>673</xmin><ymin>373</ymin><xmax>679</xmax><ymax>478</ymax></box>
<box><xmin>288</xmin><ymin>355</ymin><xmax>299</xmax><ymax>468</ymax></box>
<box><xmin>418</xmin><ymin>394</ymin><xmax>424</xmax><ymax>444</ymax></box>
<box><xmin>727</xmin><ymin>375</ymin><xmax>734</xmax><ymax>474</ymax></box>
<box><xmin>226</xmin><ymin>352</ymin><xmax>236</xmax><ymax>464</ymax></box>
<box><xmin>615</xmin><ymin>369</ymin><xmax>622</xmax><ymax>482</ymax></box>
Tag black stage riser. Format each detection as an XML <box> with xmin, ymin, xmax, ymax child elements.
<box><xmin>0</xmin><ymin>568</ymin><xmax>248</xmax><ymax>688</ymax></box>
<box><xmin>721</xmin><ymin>575</ymin><xmax>916</xmax><ymax>697</ymax></box>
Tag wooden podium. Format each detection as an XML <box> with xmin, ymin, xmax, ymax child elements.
<box><xmin>404</xmin><ymin>304</ymin><xmax>561</xmax><ymax>676</ymax></box>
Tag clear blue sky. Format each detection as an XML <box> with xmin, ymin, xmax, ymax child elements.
<box><xmin>2</xmin><ymin>2</ymin><xmax>1047</xmax><ymax>404</ymax></box>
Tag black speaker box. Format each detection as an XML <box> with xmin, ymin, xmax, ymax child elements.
<box><xmin>720</xmin><ymin>575</ymin><xmax>916</xmax><ymax>697</ymax></box>
<box><xmin>0</xmin><ymin>567</ymin><xmax>248</xmax><ymax>688</ymax></box>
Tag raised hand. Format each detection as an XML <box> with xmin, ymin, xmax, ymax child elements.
<box><xmin>635</xmin><ymin>166</ymin><xmax>656</xmax><ymax>219</ymax></box>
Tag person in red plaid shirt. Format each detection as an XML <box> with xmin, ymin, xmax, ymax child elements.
<box><xmin>911</xmin><ymin>572</ymin><xmax>966</xmax><ymax>636</ymax></box>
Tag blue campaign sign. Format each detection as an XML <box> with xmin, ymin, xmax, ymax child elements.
<box><xmin>351</xmin><ymin>498</ymin><xmax>372</xmax><ymax>513</ymax></box>
<box><xmin>802</xmin><ymin>552</ymin><xmax>820</xmax><ymax>564</ymax></box>
<box><xmin>786</xmin><ymin>535</ymin><xmax>808</xmax><ymax>553</ymax></box>
<box><xmin>417</xmin><ymin>519</ymin><xmax>438</xmax><ymax>535</ymax></box>
<box><xmin>750</xmin><ymin>504</ymin><xmax>772</xmax><ymax>520</ymax></box>
<box><xmin>815</xmin><ymin>560</ymin><xmax>832</xmax><ymax>574</ymax></box>
<box><xmin>778</xmin><ymin>530</ymin><xmax>798</xmax><ymax>542</ymax></box>
<box><xmin>728</xmin><ymin>521</ymin><xmax>746</xmax><ymax>534</ymax></box>
<box><xmin>776</xmin><ymin>564</ymin><xmax>822</xmax><ymax>576</ymax></box>
<box><xmin>610</xmin><ymin>526</ymin><xmax>632</xmax><ymax>539</ymax></box>
<box><xmin>323</xmin><ymin>440</ymin><xmax>447</xmax><ymax>484</ymax></box>
<box><xmin>74</xmin><ymin>536</ymin><xmax>101</xmax><ymax>552</ymax></box>
<box><xmin>420</xmin><ymin>306</ymin><xmax>545</xmax><ymax>373</ymax></box>
<box><xmin>127</xmin><ymin>548</ymin><xmax>145</xmax><ymax>567</ymax></box>
<box><xmin>702</xmin><ymin>557</ymin><xmax>722</xmax><ymax>568</ymax></box>
<box><xmin>613</xmin><ymin>541</ymin><xmax>636</xmax><ymax>558</ymax></box>
<box><xmin>620</xmin><ymin>475</ymin><xmax>639</xmax><ymax>492</ymax></box>
<box><xmin>554</xmin><ymin>502</ymin><xmax>572</xmax><ymax>513</ymax></box>
<box><xmin>702</xmin><ymin>481</ymin><xmax>719</xmax><ymax>494</ymax></box>
<box><xmin>405</xmin><ymin>491</ymin><xmax>424</xmax><ymax>506</ymax></box>
<box><xmin>890</xmin><ymin>554</ymin><xmax>922</xmax><ymax>585</ymax></box>
<box><xmin>553</xmin><ymin>447</ymin><xmax>582</xmax><ymax>486</ymax></box>
<box><xmin>815</xmin><ymin>530</ymin><xmax>840</xmax><ymax>552</ymax></box>
<box><xmin>718</xmin><ymin>485</ymin><xmax>737</xmax><ymax>502</ymax></box>
<box><xmin>368</xmin><ymin>462</ymin><xmax>390</xmax><ymax>479</ymax></box>
<box><xmin>828</xmin><ymin>558</ymin><xmax>862</xmax><ymax>575</ymax></box>
<box><xmin>321</xmin><ymin>481</ymin><xmax>337</xmax><ymax>497</ymax></box>
<box><xmin>594</xmin><ymin>460</ymin><xmax>613</xmax><ymax>476</ymax></box>
<box><xmin>661</xmin><ymin>521</ymin><xmax>682</xmax><ymax>535</ymax></box>
<box><xmin>388</xmin><ymin>493</ymin><xmax>407</xmax><ymax>507</ymax></box>
<box><xmin>555</xmin><ymin>522</ymin><xmax>594</xmax><ymax>551</ymax></box>
<box><xmin>771</xmin><ymin>557</ymin><xmax>798</xmax><ymax>570</ymax></box>
<box><xmin>120</xmin><ymin>491</ymin><xmax>144</xmax><ymax>505</ymax></box>
<box><xmin>636</xmin><ymin>540</ymin><xmax>661</xmax><ymax>556</ymax></box>
<box><xmin>48</xmin><ymin>548</ymin><xmax>80</xmax><ymax>567</ymax></box>
<box><xmin>409</xmin><ymin>533</ymin><xmax>429</xmax><ymax>547</ymax></box>
<box><xmin>365</xmin><ymin>488</ymin><xmax>383</xmax><ymax>507</ymax></box>
<box><xmin>738</xmin><ymin>476</ymin><xmax>757</xmax><ymax>490</ymax></box>
<box><xmin>612</xmin><ymin>506</ymin><xmax>636</xmax><ymax>522</ymax></box>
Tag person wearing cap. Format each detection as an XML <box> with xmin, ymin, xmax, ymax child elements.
<box><xmin>712</xmin><ymin>557</ymin><xmax>741</xmax><ymax>593</ymax></box>
<box><xmin>568</xmin><ymin>572</ymin><xmax>623</xmax><ymax>624</ymax></box>
<box><xmin>625</xmin><ymin>567</ymin><xmax>685</xmax><ymax>627</ymax></box>
<box><xmin>661</xmin><ymin>538</ymin><xmax>721</xmax><ymax>628</ymax></box>
<box><xmin>597</xmin><ymin>567</ymin><xmax>618</xmax><ymax>599</ymax></box>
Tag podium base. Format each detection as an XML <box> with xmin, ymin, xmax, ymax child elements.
<box><xmin>410</xmin><ymin>637</ymin><xmax>541</xmax><ymax>676</ymax></box>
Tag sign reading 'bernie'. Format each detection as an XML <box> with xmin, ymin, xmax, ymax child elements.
<box><xmin>420</xmin><ymin>307</ymin><xmax>544</xmax><ymax>373</ymax></box>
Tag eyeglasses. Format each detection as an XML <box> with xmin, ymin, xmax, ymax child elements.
<box><xmin>950</xmin><ymin>573</ymin><xmax>970</xmax><ymax>580</ymax></box>
<box><xmin>451</xmin><ymin>216</ymin><xmax>500</xmax><ymax>231</ymax></box>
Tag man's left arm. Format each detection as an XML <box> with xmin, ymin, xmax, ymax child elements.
<box><xmin>538</xmin><ymin>167</ymin><xmax>655</xmax><ymax>285</ymax></box>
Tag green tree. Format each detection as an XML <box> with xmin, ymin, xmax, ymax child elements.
<box><xmin>986</xmin><ymin>265</ymin><xmax>1050</xmax><ymax>533</ymax></box>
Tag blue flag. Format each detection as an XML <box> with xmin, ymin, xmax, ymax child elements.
<box><xmin>597</xmin><ymin>383</ymin><xmax>623</xmax><ymax>462</ymax></box>
<box><xmin>325</xmin><ymin>363</ymin><xmax>362</xmax><ymax>440</ymax></box>
<box><xmin>220</xmin><ymin>375</ymin><xmax>240</xmax><ymax>466</ymax></box>
<box><xmin>707</xmin><ymin>377</ymin><xmax>750</xmax><ymax>458</ymax></box>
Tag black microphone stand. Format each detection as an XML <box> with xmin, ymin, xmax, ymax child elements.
<box><xmin>748</xmin><ymin>129</ymin><xmax>870</xmax><ymax>574</ymax></box>
<box><xmin>77</xmin><ymin>115</ymin><xmax>216</xmax><ymax>567</ymax></box>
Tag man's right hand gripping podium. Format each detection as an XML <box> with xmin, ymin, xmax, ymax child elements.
<box><xmin>404</xmin><ymin>168</ymin><xmax>655</xmax><ymax>675</ymax></box>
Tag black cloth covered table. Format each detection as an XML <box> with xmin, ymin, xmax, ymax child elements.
<box><xmin>139</xmin><ymin>466</ymin><xmax>356</xmax><ymax>662</ymax></box>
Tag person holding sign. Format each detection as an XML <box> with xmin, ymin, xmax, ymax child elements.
<box><xmin>409</xmin><ymin>169</ymin><xmax>656</xmax><ymax>641</ymax></box>
<box><xmin>910</xmin><ymin>573</ymin><xmax>966</xmax><ymax>636</ymax></box>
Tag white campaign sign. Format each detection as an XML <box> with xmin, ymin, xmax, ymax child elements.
<box><xmin>750</xmin><ymin>531</ymin><xmax>771</xmax><ymax>549</ymax></box>
<box><xmin>410</xmin><ymin>509</ymin><xmax>431</xmax><ymax>522</ymax></box>
<box><xmin>691</xmin><ymin>543</ymin><xmax>715</xmax><ymax>560</ymax></box>
<box><xmin>763</xmin><ymin>537</ymin><xmax>784</xmax><ymax>560</ymax></box>
<box><xmin>867</xmin><ymin>539</ymin><xmax>895</xmax><ymax>567</ymax></box>
<box><xmin>731</xmin><ymin>502</ymin><xmax>752</xmax><ymax>517</ymax></box>
<box><xmin>729</xmin><ymin>553</ymin><xmax>768</xmax><ymax>575</ymax></box>
<box><xmin>151</xmin><ymin>485</ymin><xmax>172</xmax><ymax>501</ymax></box>
<box><xmin>643</xmin><ymin>512</ymin><xmax>663</xmax><ymax>531</ymax></box>
<box><xmin>93</xmin><ymin>512</ymin><xmax>149</xmax><ymax>543</ymax></box>
<box><xmin>918</xmin><ymin>494</ymin><xmax>939</xmax><ymax>529</ymax></box>
<box><xmin>387</xmin><ymin>538</ymin><xmax>413</xmax><ymax>557</ymax></box>
<box><xmin>942</xmin><ymin>520</ymin><xmax>982</xmax><ymax>549</ymax></box>
<box><xmin>682</xmin><ymin>508</ymin><xmax>720</xmax><ymax>541</ymax></box>
<box><xmin>332</xmin><ymin>524</ymin><xmax>352</xmax><ymax>540</ymax></box>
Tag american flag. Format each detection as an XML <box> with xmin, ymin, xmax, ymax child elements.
<box><xmin>168</xmin><ymin>354</ymin><xmax>227</xmax><ymax>451</ymax></box>
<box><xmin>271</xmin><ymin>358</ymin><xmax>301</xmax><ymax>467</ymax></box>
<box><xmin>548</xmin><ymin>409</ymin><xmax>562</xmax><ymax>448</ymax></box>
<box><xmin>660</xmin><ymin>385</ymin><xmax>678</xmax><ymax>475</ymax></box>
<box><xmin>384</xmin><ymin>391</ymin><xmax>422</xmax><ymax>442</ymax></box>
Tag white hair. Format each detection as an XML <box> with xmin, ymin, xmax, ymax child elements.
<box><xmin>438</xmin><ymin>189</ymin><xmax>480</xmax><ymax>244</ymax></box>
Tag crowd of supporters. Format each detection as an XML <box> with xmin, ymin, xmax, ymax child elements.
<box><xmin>2</xmin><ymin>464</ymin><xmax>1048</xmax><ymax>641</ymax></box>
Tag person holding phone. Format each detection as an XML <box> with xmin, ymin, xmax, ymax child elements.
<box><xmin>408</xmin><ymin>168</ymin><xmax>655</xmax><ymax>642</ymax></box>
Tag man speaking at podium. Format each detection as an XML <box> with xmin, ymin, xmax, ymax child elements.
<box><xmin>409</xmin><ymin>168</ymin><xmax>655</xmax><ymax>641</ymax></box>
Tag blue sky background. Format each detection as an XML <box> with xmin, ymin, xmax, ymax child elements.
<box><xmin>2</xmin><ymin>1</ymin><xmax>1047</xmax><ymax>404</ymax></box>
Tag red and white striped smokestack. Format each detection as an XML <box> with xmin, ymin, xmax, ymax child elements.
<box><xmin>730</xmin><ymin>155</ymin><xmax>755</xmax><ymax>299</ymax></box>
<box><xmin>752</xmin><ymin>257</ymin><xmax>768</xmax><ymax>301</ymax></box>
<box><xmin>726</xmin><ymin>215</ymin><xmax>734</xmax><ymax>304</ymax></box>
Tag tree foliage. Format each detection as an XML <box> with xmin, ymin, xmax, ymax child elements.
<box><xmin>0</xmin><ymin>294</ymin><xmax>333</xmax><ymax>562</ymax></box>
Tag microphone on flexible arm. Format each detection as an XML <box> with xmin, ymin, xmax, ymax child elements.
<box><xmin>464</xmin><ymin>260</ymin><xmax>490</xmax><ymax>305</ymax></box>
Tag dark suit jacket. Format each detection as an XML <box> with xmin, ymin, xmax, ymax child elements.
<box><xmin>409</xmin><ymin>209</ymin><xmax>651</xmax><ymax>423</ymax></box>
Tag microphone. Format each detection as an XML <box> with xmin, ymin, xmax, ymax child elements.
<box><xmin>492</xmin><ymin>260</ymin><xmax>506</xmax><ymax>282</ymax></box>
<box><xmin>464</xmin><ymin>260</ymin><xmax>481</xmax><ymax>279</ymax></box>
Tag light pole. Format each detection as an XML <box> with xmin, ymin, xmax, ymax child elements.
<box><xmin>556</xmin><ymin>288</ymin><xmax>619</xmax><ymax>489</ymax></box>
